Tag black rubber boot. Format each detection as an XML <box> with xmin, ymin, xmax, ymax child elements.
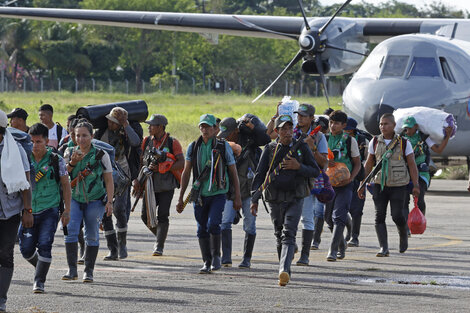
<box><xmin>279</xmin><ymin>244</ymin><xmax>295</xmax><ymax>286</ymax></box>
<box><xmin>311</xmin><ymin>217</ymin><xmax>324</xmax><ymax>250</ymax></box>
<box><xmin>198</xmin><ymin>237</ymin><xmax>212</xmax><ymax>274</ymax></box>
<box><xmin>62</xmin><ymin>242</ymin><xmax>78</xmax><ymax>280</ymax></box>
<box><xmin>397</xmin><ymin>224</ymin><xmax>408</xmax><ymax>253</ymax></box>
<box><xmin>26</xmin><ymin>251</ymin><xmax>38</xmax><ymax>268</ymax></box>
<box><xmin>276</xmin><ymin>245</ymin><xmax>282</xmax><ymax>261</ymax></box>
<box><xmin>221</xmin><ymin>229</ymin><xmax>232</xmax><ymax>267</ymax></box>
<box><xmin>33</xmin><ymin>260</ymin><xmax>51</xmax><ymax>293</ymax></box>
<box><xmin>103</xmin><ymin>232</ymin><xmax>119</xmax><ymax>261</ymax></box>
<box><xmin>296</xmin><ymin>229</ymin><xmax>314</xmax><ymax>266</ymax></box>
<box><xmin>337</xmin><ymin>230</ymin><xmax>347</xmax><ymax>260</ymax></box>
<box><xmin>153</xmin><ymin>223</ymin><xmax>169</xmax><ymax>256</ymax></box>
<box><xmin>117</xmin><ymin>231</ymin><xmax>128</xmax><ymax>259</ymax></box>
<box><xmin>78</xmin><ymin>228</ymin><xmax>85</xmax><ymax>265</ymax></box>
<box><xmin>239</xmin><ymin>233</ymin><xmax>256</xmax><ymax>268</ymax></box>
<box><xmin>326</xmin><ymin>224</ymin><xmax>345</xmax><ymax>262</ymax></box>
<box><xmin>375</xmin><ymin>223</ymin><xmax>389</xmax><ymax>257</ymax></box>
<box><xmin>348</xmin><ymin>216</ymin><xmax>362</xmax><ymax>247</ymax></box>
<box><xmin>210</xmin><ymin>234</ymin><xmax>221</xmax><ymax>271</ymax></box>
<box><xmin>0</xmin><ymin>267</ymin><xmax>14</xmax><ymax>312</ymax></box>
<box><xmin>83</xmin><ymin>245</ymin><xmax>99</xmax><ymax>283</ymax></box>
<box><xmin>345</xmin><ymin>214</ymin><xmax>352</xmax><ymax>243</ymax></box>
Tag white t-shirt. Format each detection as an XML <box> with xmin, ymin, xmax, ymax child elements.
<box><xmin>349</xmin><ymin>137</ymin><xmax>360</xmax><ymax>158</ymax></box>
<box><xmin>48</xmin><ymin>124</ymin><xmax>68</xmax><ymax>149</ymax></box>
<box><xmin>425</xmin><ymin>137</ymin><xmax>436</xmax><ymax>148</ymax></box>
<box><xmin>368</xmin><ymin>138</ymin><xmax>413</xmax><ymax>156</ymax></box>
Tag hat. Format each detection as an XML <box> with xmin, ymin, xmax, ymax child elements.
<box><xmin>0</xmin><ymin>110</ymin><xmax>7</xmax><ymax>128</ymax></box>
<box><xmin>39</xmin><ymin>104</ymin><xmax>53</xmax><ymax>113</ymax></box>
<box><xmin>275</xmin><ymin>115</ymin><xmax>294</xmax><ymax>129</ymax></box>
<box><xmin>7</xmin><ymin>108</ymin><xmax>28</xmax><ymax>120</ymax></box>
<box><xmin>403</xmin><ymin>116</ymin><xmax>417</xmax><ymax>128</ymax></box>
<box><xmin>145</xmin><ymin>114</ymin><xmax>168</xmax><ymax>126</ymax></box>
<box><xmin>344</xmin><ymin>117</ymin><xmax>358</xmax><ymax>131</ymax></box>
<box><xmin>218</xmin><ymin>117</ymin><xmax>237</xmax><ymax>138</ymax></box>
<box><xmin>294</xmin><ymin>103</ymin><xmax>315</xmax><ymax>117</ymax></box>
<box><xmin>198</xmin><ymin>114</ymin><xmax>217</xmax><ymax>127</ymax></box>
<box><xmin>106</xmin><ymin>107</ymin><xmax>128</xmax><ymax>125</ymax></box>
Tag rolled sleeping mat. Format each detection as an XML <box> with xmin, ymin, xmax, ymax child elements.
<box><xmin>76</xmin><ymin>100</ymin><xmax>148</xmax><ymax>129</ymax></box>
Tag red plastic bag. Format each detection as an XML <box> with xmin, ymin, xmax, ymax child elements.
<box><xmin>408</xmin><ymin>197</ymin><xmax>426</xmax><ymax>234</ymax></box>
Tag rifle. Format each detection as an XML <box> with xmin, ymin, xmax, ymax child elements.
<box><xmin>70</xmin><ymin>150</ymin><xmax>105</xmax><ymax>188</ymax></box>
<box><xmin>252</xmin><ymin>125</ymin><xmax>321</xmax><ymax>203</ymax></box>
<box><xmin>358</xmin><ymin>136</ymin><xmax>402</xmax><ymax>191</ymax></box>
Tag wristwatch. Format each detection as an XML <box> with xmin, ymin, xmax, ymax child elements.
<box><xmin>23</xmin><ymin>208</ymin><xmax>32</xmax><ymax>214</ymax></box>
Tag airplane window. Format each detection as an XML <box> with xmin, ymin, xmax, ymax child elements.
<box><xmin>439</xmin><ymin>57</ymin><xmax>456</xmax><ymax>83</ymax></box>
<box><xmin>381</xmin><ymin>55</ymin><xmax>409</xmax><ymax>77</ymax></box>
<box><xmin>445</xmin><ymin>57</ymin><xmax>470</xmax><ymax>84</ymax></box>
<box><xmin>409</xmin><ymin>57</ymin><xmax>440</xmax><ymax>78</ymax></box>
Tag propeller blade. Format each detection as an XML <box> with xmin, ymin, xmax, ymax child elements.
<box><xmin>297</xmin><ymin>0</ymin><xmax>311</xmax><ymax>31</ymax></box>
<box><xmin>315</xmin><ymin>55</ymin><xmax>330</xmax><ymax>108</ymax></box>
<box><xmin>252</xmin><ymin>50</ymin><xmax>305</xmax><ymax>103</ymax></box>
<box><xmin>319</xmin><ymin>0</ymin><xmax>352</xmax><ymax>35</ymax></box>
<box><xmin>325</xmin><ymin>43</ymin><xmax>369</xmax><ymax>56</ymax></box>
<box><xmin>232</xmin><ymin>16</ymin><xmax>298</xmax><ymax>40</ymax></box>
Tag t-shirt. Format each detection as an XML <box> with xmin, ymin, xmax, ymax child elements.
<box><xmin>425</xmin><ymin>137</ymin><xmax>436</xmax><ymax>148</ymax></box>
<box><xmin>349</xmin><ymin>137</ymin><xmax>360</xmax><ymax>158</ymax></box>
<box><xmin>186</xmin><ymin>140</ymin><xmax>235</xmax><ymax>165</ymax></box>
<box><xmin>142</xmin><ymin>135</ymin><xmax>183</xmax><ymax>158</ymax></box>
<box><xmin>368</xmin><ymin>138</ymin><xmax>413</xmax><ymax>156</ymax></box>
<box><xmin>48</xmin><ymin>124</ymin><xmax>68</xmax><ymax>150</ymax></box>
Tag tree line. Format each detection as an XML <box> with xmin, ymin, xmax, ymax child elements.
<box><xmin>0</xmin><ymin>0</ymin><xmax>466</xmax><ymax>93</ymax></box>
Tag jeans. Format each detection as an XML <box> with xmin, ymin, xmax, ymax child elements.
<box><xmin>221</xmin><ymin>197</ymin><xmax>256</xmax><ymax>235</ymax></box>
<box><xmin>194</xmin><ymin>194</ymin><xmax>226</xmax><ymax>238</ymax></box>
<box><xmin>313</xmin><ymin>198</ymin><xmax>325</xmax><ymax>219</ymax></box>
<box><xmin>18</xmin><ymin>207</ymin><xmax>59</xmax><ymax>262</ymax></box>
<box><xmin>373</xmin><ymin>184</ymin><xmax>407</xmax><ymax>226</ymax></box>
<box><xmin>0</xmin><ymin>214</ymin><xmax>21</xmax><ymax>268</ymax></box>
<box><xmin>350</xmin><ymin>179</ymin><xmax>365</xmax><ymax>219</ymax></box>
<box><xmin>103</xmin><ymin>187</ymin><xmax>130</xmax><ymax>233</ymax></box>
<box><xmin>300</xmin><ymin>194</ymin><xmax>324</xmax><ymax>231</ymax></box>
<box><xmin>269</xmin><ymin>199</ymin><xmax>304</xmax><ymax>247</ymax></box>
<box><xmin>325</xmin><ymin>182</ymin><xmax>353</xmax><ymax>228</ymax></box>
<box><xmin>65</xmin><ymin>199</ymin><xmax>105</xmax><ymax>247</ymax></box>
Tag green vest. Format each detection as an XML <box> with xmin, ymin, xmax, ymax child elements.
<box><xmin>32</xmin><ymin>149</ymin><xmax>61</xmax><ymax>213</ymax></box>
<box><xmin>328</xmin><ymin>132</ymin><xmax>353</xmax><ymax>172</ymax></box>
<box><xmin>404</xmin><ymin>132</ymin><xmax>430</xmax><ymax>185</ymax></box>
<box><xmin>71</xmin><ymin>145</ymin><xmax>106</xmax><ymax>203</ymax></box>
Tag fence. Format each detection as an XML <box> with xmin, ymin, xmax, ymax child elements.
<box><xmin>0</xmin><ymin>76</ymin><xmax>349</xmax><ymax>97</ymax></box>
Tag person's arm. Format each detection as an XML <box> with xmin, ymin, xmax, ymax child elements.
<box><xmin>60</xmin><ymin>175</ymin><xmax>72</xmax><ymax>227</ymax></box>
<box><xmin>176</xmin><ymin>160</ymin><xmax>192</xmax><ymax>213</ymax></box>
<box><xmin>250</xmin><ymin>145</ymin><xmax>270</xmax><ymax>216</ymax></box>
<box><xmin>283</xmin><ymin>143</ymin><xmax>320</xmax><ymax>178</ymax></box>
<box><xmin>123</xmin><ymin>125</ymin><xmax>141</xmax><ymax>147</ymax></box>
<box><xmin>350</xmin><ymin>156</ymin><xmax>361</xmax><ymax>182</ymax></box>
<box><xmin>21</xmin><ymin>171</ymin><xmax>33</xmax><ymax>228</ymax></box>
<box><xmin>103</xmin><ymin>172</ymin><xmax>114</xmax><ymax>216</ymax></box>
<box><xmin>228</xmin><ymin>164</ymin><xmax>242</xmax><ymax>210</ymax></box>
<box><xmin>170</xmin><ymin>139</ymin><xmax>184</xmax><ymax>171</ymax></box>
<box><xmin>430</xmin><ymin>127</ymin><xmax>452</xmax><ymax>154</ymax></box>
<box><xmin>406</xmin><ymin>153</ymin><xmax>420</xmax><ymax>198</ymax></box>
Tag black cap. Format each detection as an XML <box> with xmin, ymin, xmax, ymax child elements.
<box><xmin>294</xmin><ymin>103</ymin><xmax>315</xmax><ymax>117</ymax></box>
<box><xmin>217</xmin><ymin>117</ymin><xmax>237</xmax><ymax>139</ymax></box>
<box><xmin>7</xmin><ymin>108</ymin><xmax>28</xmax><ymax>120</ymax></box>
<box><xmin>275</xmin><ymin>115</ymin><xmax>294</xmax><ymax>129</ymax></box>
<box><xmin>39</xmin><ymin>104</ymin><xmax>53</xmax><ymax>113</ymax></box>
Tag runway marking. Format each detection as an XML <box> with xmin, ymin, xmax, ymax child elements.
<box><xmin>407</xmin><ymin>234</ymin><xmax>463</xmax><ymax>251</ymax></box>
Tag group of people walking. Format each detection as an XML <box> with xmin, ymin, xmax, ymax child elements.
<box><xmin>0</xmin><ymin>99</ymin><xmax>453</xmax><ymax>311</ymax></box>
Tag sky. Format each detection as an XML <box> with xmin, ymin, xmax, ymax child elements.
<box><xmin>319</xmin><ymin>0</ymin><xmax>470</xmax><ymax>13</ymax></box>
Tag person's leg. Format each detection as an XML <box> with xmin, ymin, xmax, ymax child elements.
<box><xmin>194</xmin><ymin>198</ymin><xmax>211</xmax><ymax>273</ymax></box>
<box><xmin>153</xmin><ymin>189</ymin><xmax>174</xmax><ymax>256</ymax></box>
<box><xmin>114</xmin><ymin>190</ymin><xmax>130</xmax><ymax>259</ymax></box>
<box><xmin>141</xmin><ymin>199</ymin><xmax>156</xmax><ymax>236</ymax></box>
<box><xmin>101</xmin><ymin>212</ymin><xmax>118</xmax><ymax>261</ymax></box>
<box><xmin>417</xmin><ymin>177</ymin><xmax>427</xmax><ymax>215</ymax></box>
<box><xmin>220</xmin><ymin>199</ymin><xmax>235</xmax><ymax>266</ymax></box>
<box><xmin>206</xmin><ymin>194</ymin><xmax>225</xmax><ymax>271</ymax></box>
<box><xmin>373</xmin><ymin>185</ymin><xmax>390</xmax><ymax>257</ymax></box>
<box><xmin>239</xmin><ymin>197</ymin><xmax>256</xmax><ymax>268</ymax></box>
<box><xmin>269</xmin><ymin>202</ymin><xmax>284</xmax><ymax>260</ymax></box>
<box><xmin>311</xmin><ymin>199</ymin><xmax>325</xmax><ymax>250</ymax></box>
<box><xmin>63</xmin><ymin>200</ymin><xmax>82</xmax><ymax>280</ymax></box>
<box><xmin>328</xmin><ymin>183</ymin><xmax>353</xmax><ymax>261</ymax></box>
<box><xmin>82</xmin><ymin>200</ymin><xmax>105</xmax><ymax>283</ymax></box>
<box><xmin>390</xmin><ymin>186</ymin><xmax>408</xmax><ymax>253</ymax></box>
<box><xmin>297</xmin><ymin>195</ymin><xmax>314</xmax><ymax>266</ymax></box>
<box><xmin>18</xmin><ymin>215</ymin><xmax>39</xmax><ymax>267</ymax></box>
<box><xmin>348</xmin><ymin>179</ymin><xmax>365</xmax><ymax>247</ymax></box>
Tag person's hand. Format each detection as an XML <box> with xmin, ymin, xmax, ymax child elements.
<box><xmin>358</xmin><ymin>186</ymin><xmax>366</xmax><ymax>199</ymax></box>
<box><xmin>328</xmin><ymin>160</ymin><xmax>336</xmax><ymax>167</ymax></box>
<box><xmin>116</xmin><ymin>110</ymin><xmax>129</xmax><ymax>127</ymax></box>
<box><xmin>233</xmin><ymin>196</ymin><xmax>242</xmax><ymax>211</ymax></box>
<box><xmin>250</xmin><ymin>203</ymin><xmax>258</xmax><ymax>217</ymax></box>
<box><xmin>444</xmin><ymin>126</ymin><xmax>453</xmax><ymax>138</ymax></box>
<box><xmin>276</xmin><ymin>101</ymin><xmax>281</xmax><ymax>116</ymax></box>
<box><xmin>149</xmin><ymin>163</ymin><xmax>158</xmax><ymax>172</ymax></box>
<box><xmin>282</xmin><ymin>156</ymin><xmax>300</xmax><ymax>170</ymax></box>
<box><xmin>22</xmin><ymin>209</ymin><xmax>33</xmax><ymax>228</ymax></box>
<box><xmin>61</xmin><ymin>209</ymin><xmax>70</xmax><ymax>227</ymax></box>
<box><xmin>412</xmin><ymin>186</ymin><xmax>420</xmax><ymax>198</ymax></box>
<box><xmin>467</xmin><ymin>182</ymin><xmax>470</xmax><ymax>192</ymax></box>
<box><xmin>70</xmin><ymin>150</ymin><xmax>84</xmax><ymax>165</ymax></box>
<box><xmin>304</xmin><ymin>136</ymin><xmax>316</xmax><ymax>151</ymax></box>
<box><xmin>176</xmin><ymin>199</ymin><xmax>184</xmax><ymax>213</ymax></box>
<box><xmin>105</xmin><ymin>201</ymin><xmax>113</xmax><ymax>217</ymax></box>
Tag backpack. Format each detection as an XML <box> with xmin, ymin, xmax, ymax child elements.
<box><xmin>56</xmin><ymin>122</ymin><xmax>63</xmax><ymax>143</ymax></box>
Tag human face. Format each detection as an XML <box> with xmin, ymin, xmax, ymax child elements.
<box><xmin>379</xmin><ymin>117</ymin><xmax>396</xmax><ymax>138</ymax></box>
<box><xmin>75</xmin><ymin>126</ymin><xmax>92</xmax><ymax>149</ymax></box>
<box><xmin>10</xmin><ymin>117</ymin><xmax>22</xmax><ymax>129</ymax></box>
<box><xmin>39</xmin><ymin>110</ymin><xmax>53</xmax><ymax>125</ymax></box>
<box><xmin>297</xmin><ymin>114</ymin><xmax>314</xmax><ymax>129</ymax></box>
<box><xmin>148</xmin><ymin>124</ymin><xmax>165</xmax><ymax>137</ymax></box>
<box><xmin>404</xmin><ymin>124</ymin><xmax>418</xmax><ymax>136</ymax></box>
<box><xmin>31</xmin><ymin>135</ymin><xmax>48</xmax><ymax>157</ymax></box>
<box><xmin>275</xmin><ymin>123</ymin><xmax>294</xmax><ymax>145</ymax></box>
<box><xmin>199</xmin><ymin>123</ymin><xmax>216</xmax><ymax>141</ymax></box>
<box><xmin>107</xmin><ymin>119</ymin><xmax>120</xmax><ymax>132</ymax></box>
<box><xmin>329</xmin><ymin>120</ymin><xmax>346</xmax><ymax>136</ymax></box>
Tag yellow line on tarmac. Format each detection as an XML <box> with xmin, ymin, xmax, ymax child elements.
<box><xmin>407</xmin><ymin>234</ymin><xmax>463</xmax><ymax>251</ymax></box>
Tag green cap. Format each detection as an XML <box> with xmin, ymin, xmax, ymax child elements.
<box><xmin>275</xmin><ymin>114</ymin><xmax>294</xmax><ymax>129</ymax></box>
<box><xmin>198</xmin><ymin>113</ymin><xmax>217</xmax><ymax>127</ymax></box>
<box><xmin>403</xmin><ymin>116</ymin><xmax>417</xmax><ymax>128</ymax></box>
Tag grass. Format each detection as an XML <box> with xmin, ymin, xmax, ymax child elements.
<box><xmin>0</xmin><ymin>92</ymin><xmax>342</xmax><ymax>148</ymax></box>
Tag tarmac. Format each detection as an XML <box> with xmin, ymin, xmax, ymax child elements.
<box><xmin>5</xmin><ymin>179</ymin><xmax>470</xmax><ymax>313</ymax></box>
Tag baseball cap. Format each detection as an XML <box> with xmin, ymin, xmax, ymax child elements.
<box><xmin>294</xmin><ymin>103</ymin><xmax>315</xmax><ymax>117</ymax></box>
<box><xmin>217</xmin><ymin>117</ymin><xmax>237</xmax><ymax>139</ymax></box>
<box><xmin>145</xmin><ymin>114</ymin><xmax>168</xmax><ymax>126</ymax></box>
<box><xmin>275</xmin><ymin>115</ymin><xmax>294</xmax><ymax>129</ymax></box>
<box><xmin>344</xmin><ymin>117</ymin><xmax>358</xmax><ymax>131</ymax></box>
<box><xmin>7</xmin><ymin>108</ymin><xmax>28</xmax><ymax>120</ymax></box>
<box><xmin>198</xmin><ymin>114</ymin><xmax>217</xmax><ymax>127</ymax></box>
<box><xmin>105</xmin><ymin>107</ymin><xmax>128</xmax><ymax>125</ymax></box>
<box><xmin>403</xmin><ymin>116</ymin><xmax>417</xmax><ymax>128</ymax></box>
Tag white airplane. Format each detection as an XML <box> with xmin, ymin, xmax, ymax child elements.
<box><xmin>1</xmin><ymin>0</ymin><xmax>469</xmax><ymax>157</ymax></box>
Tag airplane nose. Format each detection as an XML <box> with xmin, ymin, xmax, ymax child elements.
<box><xmin>363</xmin><ymin>103</ymin><xmax>395</xmax><ymax>135</ymax></box>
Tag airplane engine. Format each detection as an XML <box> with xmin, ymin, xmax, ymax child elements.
<box><xmin>301</xmin><ymin>59</ymin><xmax>331</xmax><ymax>75</ymax></box>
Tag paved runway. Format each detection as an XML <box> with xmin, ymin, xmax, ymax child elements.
<box><xmin>6</xmin><ymin>179</ymin><xmax>470</xmax><ymax>312</ymax></box>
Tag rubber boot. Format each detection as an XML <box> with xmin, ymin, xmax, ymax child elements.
<box><xmin>78</xmin><ymin>228</ymin><xmax>85</xmax><ymax>265</ymax></box>
<box><xmin>103</xmin><ymin>232</ymin><xmax>119</xmax><ymax>261</ymax></box>
<box><xmin>279</xmin><ymin>244</ymin><xmax>295</xmax><ymax>286</ymax></box>
<box><xmin>326</xmin><ymin>224</ymin><xmax>345</xmax><ymax>262</ymax></box>
<box><xmin>210</xmin><ymin>234</ymin><xmax>221</xmax><ymax>271</ymax></box>
<box><xmin>83</xmin><ymin>245</ymin><xmax>99</xmax><ymax>283</ymax></box>
<box><xmin>117</xmin><ymin>231</ymin><xmax>128</xmax><ymax>259</ymax></box>
<box><xmin>337</xmin><ymin>233</ymin><xmax>347</xmax><ymax>260</ymax></box>
<box><xmin>347</xmin><ymin>216</ymin><xmax>362</xmax><ymax>247</ymax></box>
<box><xmin>375</xmin><ymin>223</ymin><xmax>389</xmax><ymax>257</ymax></box>
<box><xmin>26</xmin><ymin>251</ymin><xmax>38</xmax><ymax>268</ymax></box>
<box><xmin>198</xmin><ymin>237</ymin><xmax>212</xmax><ymax>274</ymax></box>
<box><xmin>276</xmin><ymin>245</ymin><xmax>282</xmax><ymax>261</ymax></box>
<box><xmin>33</xmin><ymin>260</ymin><xmax>51</xmax><ymax>293</ymax></box>
<box><xmin>345</xmin><ymin>214</ymin><xmax>352</xmax><ymax>243</ymax></box>
<box><xmin>239</xmin><ymin>233</ymin><xmax>256</xmax><ymax>268</ymax></box>
<box><xmin>221</xmin><ymin>229</ymin><xmax>232</xmax><ymax>267</ymax></box>
<box><xmin>62</xmin><ymin>242</ymin><xmax>78</xmax><ymax>280</ymax></box>
<box><xmin>153</xmin><ymin>223</ymin><xmax>169</xmax><ymax>256</ymax></box>
<box><xmin>0</xmin><ymin>267</ymin><xmax>14</xmax><ymax>312</ymax></box>
<box><xmin>397</xmin><ymin>224</ymin><xmax>408</xmax><ymax>253</ymax></box>
<box><xmin>311</xmin><ymin>217</ymin><xmax>324</xmax><ymax>250</ymax></box>
<box><xmin>296</xmin><ymin>230</ymin><xmax>314</xmax><ymax>266</ymax></box>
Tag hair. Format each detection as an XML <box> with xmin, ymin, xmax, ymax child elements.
<box><xmin>329</xmin><ymin>110</ymin><xmax>348</xmax><ymax>124</ymax></box>
<box><xmin>75</xmin><ymin>119</ymin><xmax>94</xmax><ymax>136</ymax></box>
<box><xmin>323</xmin><ymin>108</ymin><xmax>334</xmax><ymax>116</ymax></box>
<box><xmin>380</xmin><ymin>113</ymin><xmax>395</xmax><ymax>124</ymax></box>
<box><xmin>29</xmin><ymin>123</ymin><xmax>49</xmax><ymax>138</ymax></box>
<box><xmin>0</xmin><ymin>127</ymin><xmax>5</xmax><ymax>135</ymax></box>
<box><xmin>67</xmin><ymin>114</ymin><xmax>76</xmax><ymax>122</ymax></box>
<box><xmin>39</xmin><ymin>104</ymin><xmax>53</xmax><ymax>114</ymax></box>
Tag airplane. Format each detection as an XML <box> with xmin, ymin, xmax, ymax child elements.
<box><xmin>1</xmin><ymin>0</ymin><xmax>470</xmax><ymax>160</ymax></box>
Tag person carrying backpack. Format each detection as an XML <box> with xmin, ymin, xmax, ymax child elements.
<box><xmin>176</xmin><ymin>114</ymin><xmax>242</xmax><ymax>274</ymax></box>
<box><xmin>18</xmin><ymin>123</ymin><xmax>71</xmax><ymax>294</ymax></box>
<box><xmin>358</xmin><ymin>113</ymin><xmax>420</xmax><ymax>257</ymax></box>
